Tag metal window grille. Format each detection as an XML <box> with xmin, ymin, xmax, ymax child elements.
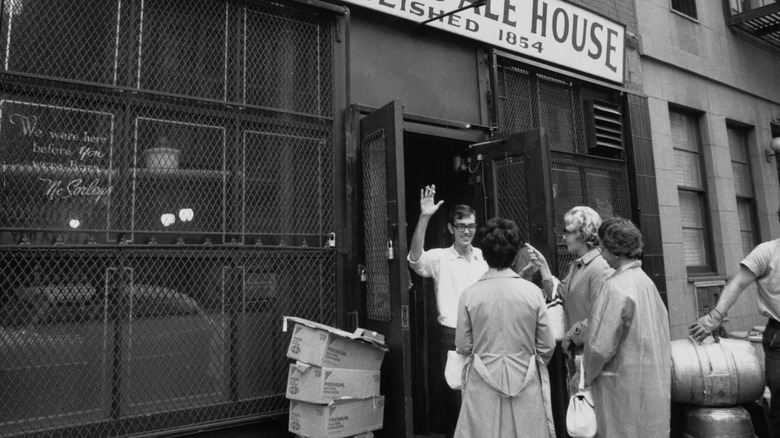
<box><xmin>495</xmin><ymin>59</ymin><xmax>631</xmax><ymax>274</ymax></box>
<box><xmin>0</xmin><ymin>247</ymin><xmax>336</xmax><ymax>437</ymax></box>
<box><xmin>361</xmin><ymin>129</ymin><xmax>393</xmax><ymax>322</ymax></box>
<box><xmin>0</xmin><ymin>0</ymin><xmax>338</xmax><ymax>436</ymax></box>
<box><xmin>550</xmin><ymin>154</ymin><xmax>632</xmax><ymax>270</ymax></box>
<box><xmin>494</xmin><ymin>157</ymin><xmax>530</xmax><ymax>244</ymax></box>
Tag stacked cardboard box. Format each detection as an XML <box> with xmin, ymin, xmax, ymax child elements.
<box><xmin>283</xmin><ymin>316</ymin><xmax>387</xmax><ymax>438</ymax></box>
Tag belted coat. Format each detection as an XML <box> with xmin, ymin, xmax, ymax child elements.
<box><xmin>454</xmin><ymin>268</ymin><xmax>556</xmax><ymax>438</ymax></box>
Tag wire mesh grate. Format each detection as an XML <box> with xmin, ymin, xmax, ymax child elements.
<box><xmin>495</xmin><ymin>57</ymin><xmax>631</xmax><ymax>275</ymax></box>
<box><xmin>497</xmin><ymin>63</ymin><xmax>585</xmax><ymax>155</ymax></box>
<box><xmin>551</xmin><ymin>153</ymin><xmax>632</xmax><ymax>272</ymax></box>
<box><xmin>493</xmin><ymin>157</ymin><xmax>530</xmax><ymax>244</ymax></box>
<box><xmin>0</xmin><ymin>246</ymin><xmax>336</xmax><ymax>437</ymax></box>
<box><xmin>497</xmin><ymin>65</ymin><xmax>536</xmax><ymax>134</ymax></box>
<box><xmin>1</xmin><ymin>1</ymin><xmax>335</xmax><ymax>246</ymax></box>
<box><xmin>2</xmin><ymin>0</ymin><xmax>119</xmax><ymax>85</ymax></box>
<box><xmin>361</xmin><ymin>129</ymin><xmax>392</xmax><ymax>322</ymax></box>
<box><xmin>0</xmin><ymin>0</ymin><xmax>339</xmax><ymax>436</ymax></box>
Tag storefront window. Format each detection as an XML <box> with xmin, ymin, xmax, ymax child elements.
<box><xmin>0</xmin><ymin>0</ymin><xmax>340</xmax><ymax>436</ymax></box>
<box><xmin>0</xmin><ymin>0</ymin><xmax>334</xmax><ymax>243</ymax></box>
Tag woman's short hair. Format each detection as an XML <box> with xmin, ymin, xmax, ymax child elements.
<box><xmin>598</xmin><ymin>217</ymin><xmax>644</xmax><ymax>258</ymax></box>
<box><xmin>448</xmin><ymin>204</ymin><xmax>476</xmax><ymax>224</ymax></box>
<box><xmin>477</xmin><ymin>217</ymin><xmax>521</xmax><ymax>269</ymax></box>
<box><xmin>564</xmin><ymin>206</ymin><xmax>603</xmax><ymax>248</ymax></box>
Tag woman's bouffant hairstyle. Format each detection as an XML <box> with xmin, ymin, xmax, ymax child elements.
<box><xmin>598</xmin><ymin>217</ymin><xmax>644</xmax><ymax>258</ymax></box>
<box><xmin>476</xmin><ymin>217</ymin><xmax>521</xmax><ymax>269</ymax></box>
<box><xmin>564</xmin><ymin>206</ymin><xmax>602</xmax><ymax>249</ymax></box>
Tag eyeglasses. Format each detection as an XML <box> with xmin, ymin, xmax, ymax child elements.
<box><xmin>453</xmin><ymin>224</ymin><xmax>477</xmax><ymax>232</ymax></box>
<box><xmin>559</xmin><ymin>228</ymin><xmax>578</xmax><ymax>241</ymax></box>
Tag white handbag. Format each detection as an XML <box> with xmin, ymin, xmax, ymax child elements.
<box><xmin>546</xmin><ymin>277</ymin><xmax>566</xmax><ymax>342</ymax></box>
<box><xmin>566</xmin><ymin>359</ymin><xmax>597</xmax><ymax>437</ymax></box>
<box><xmin>445</xmin><ymin>350</ymin><xmax>468</xmax><ymax>390</ymax></box>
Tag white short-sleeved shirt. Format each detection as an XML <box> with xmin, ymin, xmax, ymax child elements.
<box><xmin>740</xmin><ymin>238</ymin><xmax>780</xmax><ymax>322</ymax></box>
<box><xmin>407</xmin><ymin>245</ymin><xmax>488</xmax><ymax>328</ymax></box>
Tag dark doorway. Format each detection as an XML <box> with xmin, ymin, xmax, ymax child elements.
<box><xmin>402</xmin><ymin>132</ymin><xmax>474</xmax><ymax>436</ymax></box>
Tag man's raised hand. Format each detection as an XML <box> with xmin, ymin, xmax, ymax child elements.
<box><xmin>420</xmin><ymin>185</ymin><xmax>444</xmax><ymax>217</ymax></box>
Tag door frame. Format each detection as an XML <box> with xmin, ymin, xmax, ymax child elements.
<box><xmin>347</xmin><ymin>101</ymin><xmax>490</xmax><ymax>437</ymax></box>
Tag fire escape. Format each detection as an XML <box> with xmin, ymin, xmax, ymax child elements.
<box><xmin>727</xmin><ymin>0</ymin><xmax>780</xmax><ymax>48</ymax></box>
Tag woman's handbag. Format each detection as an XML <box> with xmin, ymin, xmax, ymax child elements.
<box><xmin>546</xmin><ymin>277</ymin><xmax>566</xmax><ymax>342</ymax></box>
<box><xmin>445</xmin><ymin>350</ymin><xmax>468</xmax><ymax>390</ymax></box>
<box><xmin>566</xmin><ymin>358</ymin><xmax>596</xmax><ymax>437</ymax></box>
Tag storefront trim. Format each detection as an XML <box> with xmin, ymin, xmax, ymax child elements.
<box><xmin>334</xmin><ymin>0</ymin><xmax>626</xmax><ymax>82</ymax></box>
<box><xmin>493</xmin><ymin>49</ymin><xmax>644</xmax><ymax>97</ymax></box>
<box><xmin>355</xmin><ymin>104</ymin><xmax>491</xmax><ymax>142</ymax></box>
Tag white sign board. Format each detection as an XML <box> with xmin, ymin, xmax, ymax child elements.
<box><xmin>343</xmin><ymin>0</ymin><xmax>626</xmax><ymax>83</ymax></box>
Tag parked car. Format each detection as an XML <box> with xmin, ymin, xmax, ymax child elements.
<box><xmin>0</xmin><ymin>282</ymin><xmax>227</xmax><ymax>435</ymax></box>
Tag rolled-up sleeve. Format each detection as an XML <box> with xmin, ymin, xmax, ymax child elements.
<box><xmin>740</xmin><ymin>241</ymin><xmax>773</xmax><ymax>277</ymax></box>
<box><xmin>407</xmin><ymin>250</ymin><xmax>439</xmax><ymax>278</ymax></box>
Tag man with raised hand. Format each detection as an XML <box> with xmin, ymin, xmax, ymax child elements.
<box><xmin>407</xmin><ymin>184</ymin><xmax>488</xmax><ymax>438</ymax></box>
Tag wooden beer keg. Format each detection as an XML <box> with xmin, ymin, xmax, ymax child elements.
<box><xmin>671</xmin><ymin>338</ymin><xmax>764</xmax><ymax>406</ymax></box>
<box><xmin>682</xmin><ymin>405</ymin><xmax>756</xmax><ymax>438</ymax></box>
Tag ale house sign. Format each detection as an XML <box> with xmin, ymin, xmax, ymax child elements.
<box><xmin>344</xmin><ymin>0</ymin><xmax>626</xmax><ymax>83</ymax></box>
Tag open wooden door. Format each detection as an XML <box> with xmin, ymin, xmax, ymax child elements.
<box><xmin>357</xmin><ymin>100</ymin><xmax>413</xmax><ymax>438</ymax></box>
<box><xmin>471</xmin><ymin>128</ymin><xmax>557</xmax><ymax>268</ymax></box>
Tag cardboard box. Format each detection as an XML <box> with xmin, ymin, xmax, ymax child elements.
<box><xmin>284</xmin><ymin>317</ymin><xmax>387</xmax><ymax>370</ymax></box>
<box><xmin>289</xmin><ymin>397</ymin><xmax>385</xmax><ymax>438</ymax></box>
<box><xmin>286</xmin><ymin>362</ymin><xmax>381</xmax><ymax>403</ymax></box>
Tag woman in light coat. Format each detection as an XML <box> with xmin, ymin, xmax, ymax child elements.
<box><xmin>524</xmin><ymin>206</ymin><xmax>614</xmax><ymax>432</ymax></box>
<box><xmin>455</xmin><ymin>217</ymin><xmax>556</xmax><ymax>438</ymax></box>
<box><xmin>583</xmin><ymin>217</ymin><xmax>671</xmax><ymax>437</ymax></box>
<box><xmin>524</xmin><ymin>206</ymin><xmax>613</xmax><ymax>350</ymax></box>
